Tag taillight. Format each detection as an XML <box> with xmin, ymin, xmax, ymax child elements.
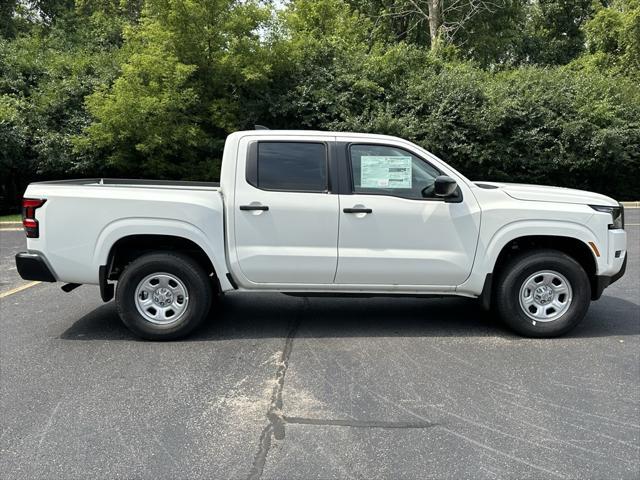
<box><xmin>22</xmin><ymin>198</ymin><xmax>46</xmax><ymax>238</ymax></box>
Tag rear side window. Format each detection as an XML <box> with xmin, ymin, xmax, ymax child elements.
<box><xmin>256</xmin><ymin>142</ymin><xmax>328</xmax><ymax>192</ymax></box>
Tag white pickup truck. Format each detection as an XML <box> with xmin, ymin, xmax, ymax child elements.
<box><xmin>16</xmin><ymin>130</ymin><xmax>627</xmax><ymax>339</ymax></box>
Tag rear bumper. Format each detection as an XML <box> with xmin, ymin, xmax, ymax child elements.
<box><xmin>15</xmin><ymin>252</ymin><xmax>56</xmax><ymax>282</ymax></box>
<box><xmin>593</xmin><ymin>253</ymin><xmax>627</xmax><ymax>300</ymax></box>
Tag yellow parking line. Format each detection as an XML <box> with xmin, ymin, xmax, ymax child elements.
<box><xmin>0</xmin><ymin>281</ymin><xmax>40</xmax><ymax>299</ymax></box>
<box><xmin>0</xmin><ymin>228</ymin><xmax>23</xmax><ymax>231</ymax></box>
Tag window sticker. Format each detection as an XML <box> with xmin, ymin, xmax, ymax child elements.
<box><xmin>360</xmin><ymin>156</ymin><xmax>412</xmax><ymax>189</ymax></box>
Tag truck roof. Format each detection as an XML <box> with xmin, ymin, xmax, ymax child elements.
<box><xmin>229</xmin><ymin>130</ymin><xmax>404</xmax><ymax>142</ymax></box>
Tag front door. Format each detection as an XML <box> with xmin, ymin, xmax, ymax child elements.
<box><xmin>335</xmin><ymin>143</ymin><xmax>480</xmax><ymax>287</ymax></box>
<box><xmin>233</xmin><ymin>137</ymin><xmax>339</xmax><ymax>285</ymax></box>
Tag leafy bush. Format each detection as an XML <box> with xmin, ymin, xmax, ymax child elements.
<box><xmin>270</xmin><ymin>43</ymin><xmax>640</xmax><ymax>198</ymax></box>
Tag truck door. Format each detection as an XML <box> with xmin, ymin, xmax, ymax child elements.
<box><xmin>232</xmin><ymin>136</ymin><xmax>339</xmax><ymax>285</ymax></box>
<box><xmin>335</xmin><ymin>142</ymin><xmax>480</xmax><ymax>287</ymax></box>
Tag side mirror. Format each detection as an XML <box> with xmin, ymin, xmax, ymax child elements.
<box><xmin>434</xmin><ymin>175</ymin><xmax>458</xmax><ymax>197</ymax></box>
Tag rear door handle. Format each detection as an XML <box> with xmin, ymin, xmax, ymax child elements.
<box><xmin>240</xmin><ymin>205</ymin><xmax>269</xmax><ymax>211</ymax></box>
<box><xmin>343</xmin><ymin>208</ymin><xmax>372</xmax><ymax>214</ymax></box>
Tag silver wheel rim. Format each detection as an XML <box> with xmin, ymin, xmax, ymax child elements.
<box><xmin>134</xmin><ymin>272</ymin><xmax>189</xmax><ymax>325</ymax></box>
<box><xmin>519</xmin><ymin>270</ymin><xmax>573</xmax><ymax>323</ymax></box>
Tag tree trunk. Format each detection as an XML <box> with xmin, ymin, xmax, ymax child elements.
<box><xmin>427</xmin><ymin>0</ymin><xmax>442</xmax><ymax>45</ymax></box>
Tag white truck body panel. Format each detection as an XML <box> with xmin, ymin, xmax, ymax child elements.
<box><xmin>21</xmin><ymin>130</ymin><xmax>626</xmax><ymax>299</ymax></box>
<box><xmin>231</xmin><ymin>134</ymin><xmax>340</xmax><ymax>285</ymax></box>
<box><xmin>24</xmin><ymin>181</ymin><xmax>233</xmax><ymax>290</ymax></box>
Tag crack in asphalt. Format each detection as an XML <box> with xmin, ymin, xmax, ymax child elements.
<box><xmin>246</xmin><ymin>297</ymin><xmax>436</xmax><ymax>480</ymax></box>
<box><xmin>247</xmin><ymin>423</ymin><xmax>274</xmax><ymax>480</ymax></box>
<box><xmin>283</xmin><ymin>416</ymin><xmax>437</xmax><ymax>429</ymax></box>
<box><xmin>247</xmin><ymin>299</ymin><xmax>306</xmax><ymax>480</ymax></box>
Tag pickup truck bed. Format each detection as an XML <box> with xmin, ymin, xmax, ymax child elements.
<box><xmin>20</xmin><ymin>178</ymin><xmax>230</xmax><ymax>291</ymax></box>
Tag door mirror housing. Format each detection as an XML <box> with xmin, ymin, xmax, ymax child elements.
<box><xmin>434</xmin><ymin>175</ymin><xmax>458</xmax><ymax>198</ymax></box>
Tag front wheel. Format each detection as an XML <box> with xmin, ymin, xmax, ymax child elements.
<box><xmin>494</xmin><ymin>249</ymin><xmax>591</xmax><ymax>337</ymax></box>
<box><xmin>115</xmin><ymin>252</ymin><xmax>213</xmax><ymax>340</ymax></box>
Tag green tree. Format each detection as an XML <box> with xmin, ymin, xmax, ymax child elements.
<box><xmin>518</xmin><ymin>0</ymin><xmax>600</xmax><ymax>65</ymax></box>
<box><xmin>78</xmin><ymin>0</ymin><xmax>274</xmax><ymax>179</ymax></box>
<box><xmin>347</xmin><ymin>0</ymin><xmax>525</xmax><ymax>62</ymax></box>
<box><xmin>580</xmin><ymin>0</ymin><xmax>640</xmax><ymax>74</ymax></box>
<box><xmin>0</xmin><ymin>1</ymin><xmax>17</xmax><ymax>38</ymax></box>
<box><xmin>79</xmin><ymin>20</ymin><xmax>202</xmax><ymax>177</ymax></box>
<box><xmin>0</xmin><ymin>4</ymin><xmax>127</xmax><ymax>210</ymax></box>
<box><xmin>0</xmin><ymin>94</ymin><xmax>30</xmax><ymax>210</ymax></box>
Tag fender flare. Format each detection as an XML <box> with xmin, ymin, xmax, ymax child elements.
<box><xmin>92</xmin><ymin>217</ymin><xmax>233</xmax><ymax>292</ymax></box>
<box><xmin>482</xmin><ymin>220</ymin><xmax>598</xmax><ymax>274</ymax></box>
<box><xmin>458</xmin><ymin>219</ymin><xmax>600</xmax><ymax>297</ymax></box>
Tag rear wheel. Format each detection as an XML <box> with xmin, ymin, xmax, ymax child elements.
<box><xmin>115</xmin><ymin>252</ymin><xmax>212</xmax><ymax>340</ymax></box>
<box><xmin>494</xmin><ymin>249</ymin><xmax>591</xmax><ymax>337</ymax></box>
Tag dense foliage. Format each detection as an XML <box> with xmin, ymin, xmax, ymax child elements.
<box><xmin>1</xmin><ymin>0</ymin><xmax>638</xmax><ymax>211</ymax></box>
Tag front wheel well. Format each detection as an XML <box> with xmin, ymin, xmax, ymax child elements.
<box><xmin>104</xmin><ymin>235</ymin><xmax>219</xmax><ymax>291</ymax></box>
<box><xmin>490</xmin><ymin>236</ymin><xmax>598</xmax><ymax>301</ymax></box>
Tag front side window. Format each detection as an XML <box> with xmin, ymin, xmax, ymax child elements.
<box><xmin>257</xmin><ymin>142</ymin><xmax>327</xmax><ymax>192</ymax></box>
<box><xmin>350</xmin><ymin>144</ymin><xmax>440</xmax><ymax>199</ymax></box>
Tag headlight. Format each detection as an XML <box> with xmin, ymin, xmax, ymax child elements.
<box><xmin>590</xmin><ymin>204</ymin><xmax>624</xmax><ymax>229</ymax></box>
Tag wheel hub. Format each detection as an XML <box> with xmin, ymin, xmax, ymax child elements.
<box><xmin>533</xmin><ymin>285</ymin><xmax>554</xmax><ymax>305</ymax></box>
<box><xmin>152</xmin><ymin>287</ymin><xmax>173</xmax><ymax>307</ymax></box>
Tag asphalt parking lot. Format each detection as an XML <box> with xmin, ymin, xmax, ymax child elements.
<box><xmin>1</xmin><ymin>211</ymin><xmax>638</xmax><ymax>480</ymax></box>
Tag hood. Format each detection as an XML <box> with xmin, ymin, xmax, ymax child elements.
<box><xmin>474</xmin><ymin>182</ymin><xmax>618</xmax><ymax>207</ymax></box>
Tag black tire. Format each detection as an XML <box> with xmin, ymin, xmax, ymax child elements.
<box><xmin>494</xmin><ymin>249</ymin><xmax>591</xmax><ymax>337</ymax></box>
<box><xmin>115</xmin><ymin>252</ymin><xmax>213</xmax><ymax>340</ymax></box>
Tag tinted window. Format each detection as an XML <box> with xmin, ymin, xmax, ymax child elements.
<box><xmin>258</xmin><ymin>142</ymin><xmax>327</xmax><ymax>192</ymax></box>
<box><xmin>350</xmin><ymin>144</ymin><xmax>440</xmax><ymax>199</ymax></box>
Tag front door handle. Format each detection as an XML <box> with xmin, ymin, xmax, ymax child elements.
<box><xmin>240</xmin><ymin>205</ymin><xmax>269</xmax><ymax>211</ymax></box>
<box><xmin>343</xmin><ymin>207</ymin><xmax>372</xmax><ymax>214</ymax></box>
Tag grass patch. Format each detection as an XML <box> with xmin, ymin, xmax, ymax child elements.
<box><xmin>0</xmin><ymin>214</ymin><xmax>21</xmax><ymax>222</ymax></box>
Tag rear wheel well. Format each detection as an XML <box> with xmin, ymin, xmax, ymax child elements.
<box><xmin>491</xmin><ymin>236</ymin><xmax>598</xmax><ymax>301</ymax></box>
<box><xmin>105</xmin><ymin>235</ymin><xmax>219</xmax><ymax>291</ymax></box>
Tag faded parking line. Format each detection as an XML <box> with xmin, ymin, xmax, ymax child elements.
<box><xmin>0</xmin><ymin>281</ymin><xmax>40</xmax><ymax>299</ymax></box>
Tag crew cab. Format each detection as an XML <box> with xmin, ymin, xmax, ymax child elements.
<box><xmin>16</xmin><ymin>130</ymin><xmax>627</xmax><ymax>339</ymax></box>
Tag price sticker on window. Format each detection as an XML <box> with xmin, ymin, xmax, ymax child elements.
<box><xmin>360</xmin><ymin>156</ymin><xmax>412</xmax><ymax>189</ymax></box>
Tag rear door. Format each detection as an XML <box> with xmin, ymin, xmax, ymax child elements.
<box><xmin>232</xmin><ymin>135</ymin><xmax>339</xmax><ymax>285</ymax></box>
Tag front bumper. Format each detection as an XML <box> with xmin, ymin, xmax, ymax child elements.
<box><xmin>15</xmin><ymin>252</ymin><xmax>56</xmax><ymax>282</ymax></box>
<box><xmin>593</xmin><ymin>253</ymin><xmax>627</xmax><ymax>300</ymax></box>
